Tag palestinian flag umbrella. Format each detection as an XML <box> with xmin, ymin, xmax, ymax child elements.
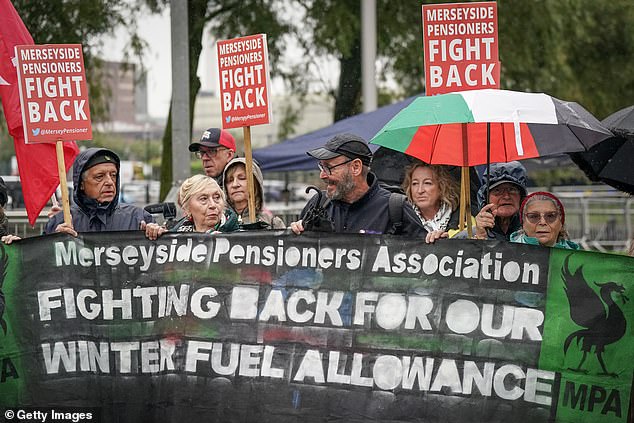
<box><xmin>371</xmin><ymin>89</ymin><xmax>612</xmax><ymax>166</ymax></box>
<box><xmin>370</xmin><ymin>89</ymin><xmax>612</xmax><ymax>233</ymax></box>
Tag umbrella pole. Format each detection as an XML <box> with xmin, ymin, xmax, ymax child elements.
<box><xmin>486</xmin><ymin>122</ymin><xmax>491</xmax><ymax>202</ymax></box>
<box><xmin>459</xmin><ymin>170</ymin><xmax>466</xmax><ymax>232</ymax></box>
<box><xmin>463</xmin><ymin>167</ymin><xmax>472</xmax><ymax>238</ymax></box>
<box><xmin>459</xmin><ymin>123</ymin><xmax>471</xmax><ymax>234</ymax></box>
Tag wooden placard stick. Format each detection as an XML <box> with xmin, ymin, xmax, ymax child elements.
<box><xmin>242</xmin><ymin>126</ymin><xmax>256</xmax><ymax>223</ymax></box>
<box><xmin>55</xmin><ymin>140</ymin><xmax>72</xmax><ymax>225</ymax></box>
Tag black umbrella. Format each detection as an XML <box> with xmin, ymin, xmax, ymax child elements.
<box><xmin>569</xmin><ymin>105</ymin><xmax>634</xmax><ymax>194</ymax></box>
<box><xmin>602</xmin><ymin>105</ymin><xmax>634</xmax><ymax>137</ymax></box>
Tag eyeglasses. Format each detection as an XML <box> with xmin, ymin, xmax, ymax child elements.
<box><xmin>318</xmin><ymin>158</ymin><xmax>354</xmax><ymax>175</ymax></box>
<box><xmin>490</xmin><ymin>185</ymin><xmax>521</xmax><ymax>196</ymax></box>
<box><xmin>195</xmin><ymin>148</ymin><xmax>227</xmax><ymax>159</ymax></box>
<box><xmin>525</xmin><ymin>211</ymin><xmax>560</xmax><ymax>224</ymax></box>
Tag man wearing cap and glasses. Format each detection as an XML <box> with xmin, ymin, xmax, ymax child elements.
<box><xmin>290</xmin><ymin>133</ymin><xmax>426</xmax><ymax>236</ymax></box>
<box><xmin>189</xmin><ymin>128</ymin><xmax>236</xmax><ymax>185</ymax></box>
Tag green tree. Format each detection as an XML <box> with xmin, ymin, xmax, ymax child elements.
<box><xmin>292</xmin><ymin>0</ymin><xmax>634</xmax><ymax>121</ymax></box>
<box><xmin>498</xmin><ymin>0</ymin><xmax>634</xmax><ymax>118</ymax></box>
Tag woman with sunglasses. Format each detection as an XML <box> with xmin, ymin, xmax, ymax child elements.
<box><xmin>510</xmin><ymin>191</ymin><xmax>580</xmax><ymax>249</ymax></box>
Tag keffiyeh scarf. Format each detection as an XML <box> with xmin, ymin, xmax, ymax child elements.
<box><xmin>414</xmin><ymin>201</ymin><xmax>452</xmax><ymax>232</ymax></box>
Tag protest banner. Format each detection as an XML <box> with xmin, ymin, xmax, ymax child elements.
<box><xmin>0</xmin><ymin>232</ymin><xmax>632</xmax><ymax>422</ymax></box>
<box><xmin>15</xmin><ymin>44</ymin><xmax>92</xmax><ymax>144</ymax></box>
<box><xmin>216</xmin><ymin>33</ymin><xmax>273</xmax><ymax>222</ymax></box>
<box><xmin>422</xmin><ymin>2</ymin><xmax>500</xmax><ymax>95</ymax></box>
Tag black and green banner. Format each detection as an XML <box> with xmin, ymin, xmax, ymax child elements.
<box><xmin>0</xmin><ymin>232</ymin><xmax>631</xmax><ymax>422</ymax></box>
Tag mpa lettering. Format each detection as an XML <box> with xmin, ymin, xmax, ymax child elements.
<box><xmin>563</xmin><ymin>381</ymin><xmax>622</xmax><ymax>417</ymax></box>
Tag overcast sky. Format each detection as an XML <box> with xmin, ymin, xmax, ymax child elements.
<box><xmin>98</xmin><ymin>7</ymin><xmax>340</xmax><ymax>121</ymax></box>
<box><xmin>100</xmin><ymin>9</ymin><xmax>172</xmax><ymax>119</ymax></box>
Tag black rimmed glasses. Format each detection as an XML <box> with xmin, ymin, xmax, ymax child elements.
<box><xmin>525</xmin><ymin>211</ymin><xmax>559</xmax><ymax>224</ymax></box>
<box><xmin>318</xmin><ymin>158</ymin><xmax>354</xmax><ymax>175</ymax></box>
<box><xmin>195</xmin><ymin>147</ymin><xmax>227</xmax><ymax>159</ymax></box>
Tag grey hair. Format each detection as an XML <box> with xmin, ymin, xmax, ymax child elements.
<box><xmin>178</xmin><ymin>175</ymin><xmax>226</xmax><ymax>211</ymax></box>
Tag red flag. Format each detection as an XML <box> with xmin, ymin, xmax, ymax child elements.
<box><xmin>0</xmin><ymin>0</ymin><xmax>79</xmax><ymax>225</ymax></box>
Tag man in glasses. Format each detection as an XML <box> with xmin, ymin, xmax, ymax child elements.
<box><xmin>472</xmin><ymin>161</ymin><xmax>528</xmax><ymax>241</ymax></box>
<box><xmin>188</xmin><ymin>128</ymin><xmax>236</xmax><ymax>185</ymax></box>
<box><xmin>290</xmin><ymin>133</ymin><xmax>426</xmax><ymax>237</ymax></box>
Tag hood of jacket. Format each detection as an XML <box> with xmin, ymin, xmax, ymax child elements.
<box><xmin>72</xmin><ymin>148</ymin><xmax>121</xmax><ymax>216</ymax></box>
<box><xmin>477</xmin><ymin>161</ymin><xmax>528</xmax><ymax>209</ymax></box>
<box><xmin>222</xmin><ymin>157</ymin><xmax>264</xmax><ymax>208</ymax></box>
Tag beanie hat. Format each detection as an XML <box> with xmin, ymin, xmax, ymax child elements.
<box><xmin>83</xmin><ymin>150</ymin><xmax>120</xmax><ymax>171</ymax></box>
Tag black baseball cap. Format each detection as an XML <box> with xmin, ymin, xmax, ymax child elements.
<box><xmin>307</xmin><ymin>133</ymin><xmax>373</xmax><ymax>166</ymax></box>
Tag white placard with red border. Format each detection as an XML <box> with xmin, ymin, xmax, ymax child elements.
<box><xmin>422</xmin><ymin>2</ymin><xmax>500</xmax><ymax>96</ymax></box>
<box><xmin>217</xmin><ymin>34</ymin><xmax>272</xmax><ymax>129</ymax></box>
<box><xmin>15</xmin><ymin>44</ymin><xmax>92</xmax><ymax>143</ymax></box>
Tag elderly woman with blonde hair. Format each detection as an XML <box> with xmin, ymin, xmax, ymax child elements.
<box><xmin>172</xmin><ymin>174</ymin><xmax>238</xmax><ymax>233</ymax></box>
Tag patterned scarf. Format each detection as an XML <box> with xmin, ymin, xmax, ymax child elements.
<box><xmin>414</xmin><ymin>201</ymin><xmax>452</xmax><ymax>232</ymax></box>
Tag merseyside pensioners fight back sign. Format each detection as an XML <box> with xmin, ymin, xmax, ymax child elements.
<box><xmin>15</xmin><ymin>44</ymin><xmax>92</xmax><ymax>143</ymax></box>
<box><xmin>0</xmin><ymin>232</ymin><xmax>632</xmax><ymax>422</ymax></box>
<box><xmin>217</xmin><ymin>34</ymin><xmax>272</xmax><ymax>129</ymax></box>
<box><xmin>422</xmin><ymin>2</ymin><xmax>500</xmax><ymax>95</ymax></box>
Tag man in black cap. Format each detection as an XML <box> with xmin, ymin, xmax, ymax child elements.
<box><xmin>189</xmin><ymin>128</ymin><xmax>236</xmax><ymax>184</ymax></box>
<box><xmin>290</xmin><ymin>133</ymin><xmax>426</xmax><ymax>236</ymax></box>
<box><xmin>45</xmin><ymin>148</ymin><xmax>153</xmax><ymax>235</ymax></box>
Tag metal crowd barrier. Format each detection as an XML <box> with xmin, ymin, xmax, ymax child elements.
<box><xmin>4</xmin><ymin>194</ymin><xmax>633</xmax><ymax>254</ymax></box>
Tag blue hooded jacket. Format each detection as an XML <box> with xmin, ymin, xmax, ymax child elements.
<box><xmin>45</xmin><ymin>148</ymin><xmax>153</xmax><ymax>234</ymax></box>
<box><xmin>476</xmin><ymin>161</ymin><xmax>528</xmax><ymax>241</ymax></box>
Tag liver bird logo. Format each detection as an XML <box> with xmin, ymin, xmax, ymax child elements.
<box><xmin>561</xmin><ymin>255</ymin><xmax>628</xmax><ymax>377</ymax></box>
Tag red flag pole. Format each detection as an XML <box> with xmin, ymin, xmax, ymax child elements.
<box><xmin>55</xmin><ymin>140</ymin><xmax>72</xmax><ymax>225</ymax></box>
